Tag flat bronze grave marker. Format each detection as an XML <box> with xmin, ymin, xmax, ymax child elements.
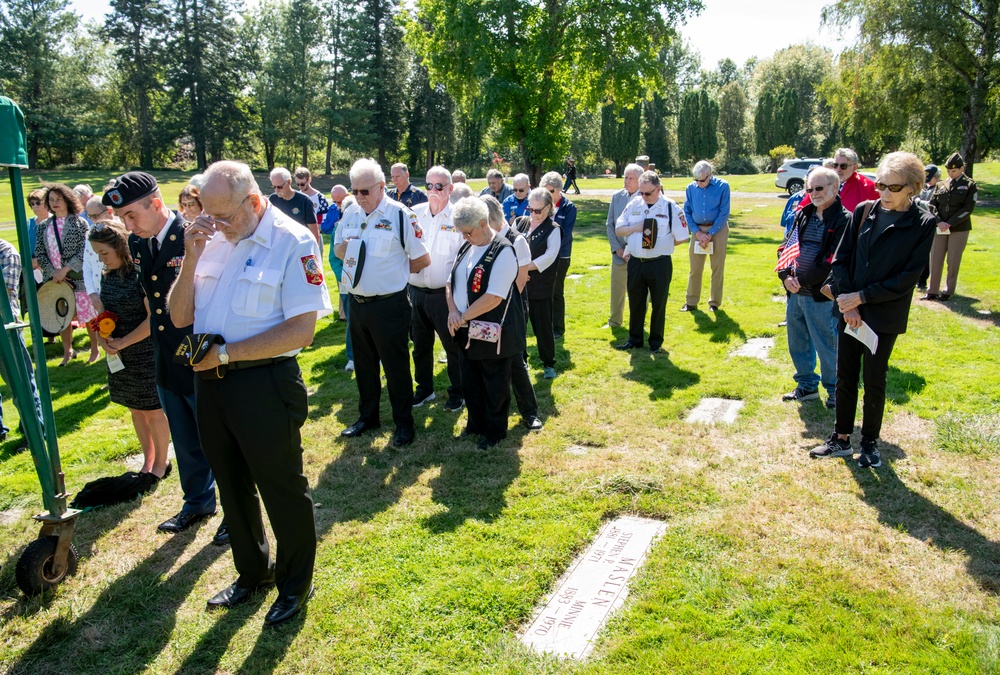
<box><xmin>521</xmin><ymin>516</ymin><xmax>666</xmax><ymax>659</ymax></box>
<box><xmin>731</xmin><ymin>337</ymin><xmax>774</xmax><ymax>360</ymax></box>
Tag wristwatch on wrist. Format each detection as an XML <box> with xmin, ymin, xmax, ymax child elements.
<box><xmin>217</xmin><ymin>343</ymin><xmax>229</xmax><ymax>365</ymax></box>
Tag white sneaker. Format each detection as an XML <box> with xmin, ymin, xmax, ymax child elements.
<box><xmin>344</xmin><ymin>360</ymin><xmax>354</xmax><ymax>372</ymax></box>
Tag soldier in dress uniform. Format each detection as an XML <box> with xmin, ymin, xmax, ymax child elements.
<box><xmin>614</xmin><ymin>171</ymin><xmax>689</xmax><ymax>353</ymax></box>
<box><xmin>104</xmin><ymin>172</ymin><xmax>224</xmax><ymax>541</ymax></box>
<box><xmin>388</xmin><ymin>163</ymin><xmax>429</xmax><ymax>209</ymax></box>
<box><xmin>335</xmin><ymin>159</ymin><xmax>430</xmax><ymax>447</ymax></box>
<box><xmin>925</xmin><ymin>152</ymin><xmax>977</xmax><ymax>300</ymax></box>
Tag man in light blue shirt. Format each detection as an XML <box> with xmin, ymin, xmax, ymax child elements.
<box><xmin>682</xmin><ymin>160</ymin><xmax>731</xmax><ymax>311</ymax></box>
<box><xmin>502</xmin><ymin>174</ymin><xmax>530</xmax><ymax>223</ymax></box>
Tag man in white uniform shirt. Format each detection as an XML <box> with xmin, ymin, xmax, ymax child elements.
<box><xmin>168</xmin><ymin>160</ymin><xmax>331</xmax><ymax>628</ymax></box>
<box><xmin>334</xmin><ymin>158</ymin><xmax>431</xmax><ymax>447</ymax></box>
<box><xmin>409</xmin><ymin>166</ymin><xmax>465</xmax><ymax>412</ymax></box>
<box><xmin>615</xmin><ymin>171</ymin><xmax>689</xmax><ymax>354</ymax></box>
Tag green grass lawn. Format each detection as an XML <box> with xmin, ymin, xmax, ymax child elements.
<box><xmin>0</xmin><ymin>187</ymin><xmax>999</xmax><ymax>673</ymax></box>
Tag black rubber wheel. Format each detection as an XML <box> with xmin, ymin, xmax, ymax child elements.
<box><xmin>786</xmin><ymin>179</ymin><xmax>804</xmax><ymax>195</ymax></box>
<box><xmin>15</xmin><ymin>536</ymin><xmax>78</xmax><ymax>596</ymax></box>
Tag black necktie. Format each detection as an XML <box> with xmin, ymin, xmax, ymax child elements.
<box><xmin>150</xmin><ymin>237</ymin><xmax>159</xmax><ymax>258</ymax></box>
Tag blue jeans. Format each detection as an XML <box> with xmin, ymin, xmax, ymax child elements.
<box><xmin>157</xmin><ymin>385</ymin><xmax>217</xmax><ymax>515</ymax></box>
<box><xmin>785</xmin><ymin>293</ymin><xmax>838</xmax><ymax>396</ymax></box>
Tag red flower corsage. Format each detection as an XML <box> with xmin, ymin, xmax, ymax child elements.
<box><xmin>88</xmin><ymin>310</ymin><xmax>119</xmax><ymax>339</ymax></box>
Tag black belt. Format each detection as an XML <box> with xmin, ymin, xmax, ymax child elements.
<box><xmin>227</xmin><ymin>355</ymin><xmax>294</xmax><ymax>371</ymax></box>
<box><xmin>352</xmin><ymin>289</ymin><xmax>405</xmax><ymax>304</ymax></box>
<box><xmin>634</xmin><ymin>254</ymin><xmax>670</xmax><ymax>263</ymax></box>
<box><xmin>410</xmin><ymin>285</ymin><xmax>446</xmax><ymax>295</ymax></box>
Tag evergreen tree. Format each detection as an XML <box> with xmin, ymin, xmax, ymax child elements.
<box><xmin>406</xmin><ymin>62</ymin><xmax>455</xmax><ymax>171</ymax></box>
<box><xmin>643</xmin><ymin>94</ymin><xmax>672</xmax><ymax>172</ymax></box>
<box><xmin>754</xmin><ymin>91</ymin><xmax>775</xmax><ymax>155</ymax></box>
<box><xmin>600</xmin><ymin>103</ymin><xmax>641</xmax><ymax>177</ymax></box>
<box><xmin>718</xmin><ymin>81</ymin><xmax>748</xmax><ymax>159</ymax></box>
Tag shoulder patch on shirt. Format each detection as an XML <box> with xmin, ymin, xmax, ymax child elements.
<box><xmin>301</xmin><ymin>255</ymin><xmax>324</xmax><ymax>285</ymax></box>
<box><xmin>412</xmin><ymin>220</ymin><xmax>423</xmax><ymax>238</ymax></box>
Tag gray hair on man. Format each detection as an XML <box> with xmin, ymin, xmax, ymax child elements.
<box><xmin>450</xmin><ymin>183</ymin><xmax>475</xmax><ymax>203</ymax></box>
<box><xmin>638</xmin><ymin>170</ymin><xmax>661</xmax><ymax>188</ymax></box>
<box><xmin>834</xmin><ymin>147</ymin><xmax>859</xmax><ymax>165</ymax></box>
<box><xmin>391</xmin><ymin>162</ymin><xmax>410</xmax><ymax>175</ymax></box>
<box><xmin>821</xmin><ymin>158</ymin><xmax>836</xmax><ymax>169</ymax></box>
<box><xmin>452</xmin><ymin>169</ymin><xmax>467</xmax><ymax>183</ymax></box>
<box><xmin>427</xmin><ymin>165</ymin><xmax>451</xmax><ymax>183</ymax></box>
<box><xmin>511</xmin><ymin>173</ymin><xmax>530</xmax><ymax>188</ymax></box>
<box><xmin>452</xmin><ymin>196</ymin><xmax>489</xmax><ymax>231</ymax></box>
<box><xmin>73</xmin><ymin>184</ymin><xmax>94</xmax><ymax>200</ymax></box>
<box><xmin>623</xmin><ymin>163</ymin><xmax>643</xmax><ymax>178</ymax></box>
<box><xmin>692</xmin><ymin>161</ymin><xmax>713</xmax><ymax>181</ymax></box>
<box><xmin>528</xmin><ymin>187</ymin><xmax>554</xmax><ymax>211</ymax></box>
<box><xmin>485</xmin><ymin>168</ymin><xmax>504</xmax><ymax>181</ymax></box>
<box><xmin>205</xmin><ymin>160</ymin><xmax>261</xmax><ymax>196</ymax></box>
<box><xmin>349</xmin><ymin>158</ymin><xmax>386</xmax><ymax>185</ymax></box>
<box><xmin>808</xmin><ymin>167</ymin><xmax>840</xmax><ymax>192</ymax></box>
<box><xmin>269</xmin><ymin>167</ymin><xmax>291</xmax><ymax>184</ymax></box>
<box><xmin>539</xmin><ymin>171</ymin><xmax>563</xmax><ymax>192</ymax></box>
<box><xmin>479</xmin><ymin>194</ymin><xmax>505</xmax><ymax>231</ymax></box>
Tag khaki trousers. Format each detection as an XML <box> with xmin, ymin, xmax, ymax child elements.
<box><xmin>686</xmin><ymin>225</ymin><xmax>729</xmax><ymax>307</ymax></box>
<box><xmin>609</xmin><ymin>258</ymin><xmax>628</xmax><ymax>326</ymax></box>
<box><xmin>928</xmin><ymin>229</ymin><xmax>969</xmax><ymax>296</ymax></box>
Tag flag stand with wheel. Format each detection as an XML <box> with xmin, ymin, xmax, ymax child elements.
<box><xmin>0</xmin><ymin>95</ymin><xmax>80</xmax><ymax>596</ymax></box>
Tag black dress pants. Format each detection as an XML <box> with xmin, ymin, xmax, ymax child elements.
<box><xmin>195</xmin><ymin>358</ymin><xmax>314</xmax><ymax>597</ymax></box>
<box><xmin>409</xmin><ymin>285</ymin><xmax>462</xmax><ymax>400</ymax></box>
<box><xmin>510</xmin><ymin>351</ymin><xmax>538</xmax><ymax>418</ymax></box>
<box><xmin>526</xmin><ymin>296</ymin><xmax>556</xmax><ymax>368</ymax></box>
<box><xmin>834</xmin><ymin>321</ymin><xmax>899</xmax><ymax>442</ymax></box>
<box><xmin>349</xmin><ymin>291</ymin><xmax>414</xmax><ymax>429</ymax></box>
<box><xmin>627</xmin><ymin>255</ymin><xmax>672</xmax><ymax>350</ymax></box>
<box><xmin>552</xmin><ymin>257</ymin><xmax>571</xmax><ymax>336</ymax></box>
<box><xmin>459</xmin><ymin>348</ymin><xmax>513</xmax><ymax>444</ymax></box>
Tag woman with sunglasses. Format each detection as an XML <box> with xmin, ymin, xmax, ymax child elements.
<box><xmin>776</xmin><ymin>167</ymin><xmax>850</xmax><ymax>410</ymax></box>
<box><xmin>811</xmin><ymin>152</ymin><xmax>936</xmax><ymax>468</ymax></box>
<box><xmin>33</xmin><ymin>184</ymin><xmax>99</xmax><ymax>366</ymax></box>
<box><xmin>514</xmin><ymin>187</ymin><xmax>562</xmax><ymax>379</ymax></box>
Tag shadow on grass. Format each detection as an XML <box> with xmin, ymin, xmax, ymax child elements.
<box><xmin>690</xmin><ymin>307</ymin><xmax>747</xmax><ymax>344</ymax></box>
<box><xmin>623</xmin><ymin>349</ymin><xmax>700</xmax><ymax>401</ymax></box>
<box><xmin>7</xmin><ymin>529</ymin><xmax>228</xmax><ymax>674</ymax></box>
<box><xmin>846</xmin><ymin>441</ymin><xmax>1000</xmax><ymax>594</ymax></box>
<box><xmin>886</xmin><ymin>366</ymin><xmax>927</xmax><ymax>404</ymax></box>
<box><xmin>934</xmin><ymin>293</ymin><xmax>1000</xmax><ymax>329</ymax></box>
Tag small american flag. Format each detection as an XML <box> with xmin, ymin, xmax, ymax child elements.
<box><xmin>775</xmin><ymin>226</ymin><xmax>800</xmax><ymax>272</ymax></box>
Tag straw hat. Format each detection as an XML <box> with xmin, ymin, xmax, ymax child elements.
<box><xmin>37</xmin><ymin>281</ymin><xmax>76</xmax><ymax>333</ymax></box>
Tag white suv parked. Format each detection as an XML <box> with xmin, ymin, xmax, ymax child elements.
<box><xmin>775</xmin><ymin>158</ymin><xmax>823</xmax><ymax>194</ymax></box>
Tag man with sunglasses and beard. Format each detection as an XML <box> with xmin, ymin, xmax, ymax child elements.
<box><xmin>408</xmin><ymin>166</ymin><xmax>466</xmax><ymax>413</ymax></box>
<box><xmin>335</xmin><ymin>159</ymin><xmax>431</xmax><ymax>447</ymax></box>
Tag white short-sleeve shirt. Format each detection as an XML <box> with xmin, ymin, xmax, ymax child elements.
<box><xmin>334</xmin><ymin>196</ymin><xmax>429</xmax><ymax>296</ymax></box>
<box><xmin>617</xmin><ymin>195</ymin><xmax>689</xmax><ymax>258</ymax></box>
<box><xmin>451</xmin><ymin>242</ymin><xmax>518</xmax><ymax>313</ymax></box>
<box><xmin>193</xmin><ymin>204</ymin><xmax>332</xmax><ymax>352</ymax></box>
<box><xmin>409</xmin><ymin>202</ymin><xmax>463</xmax><ymax>289</ymax></box>
<box><xmin>500</xmin><ymin>223</ymin><xmax>531</xmax><ymax>266</ymax></box>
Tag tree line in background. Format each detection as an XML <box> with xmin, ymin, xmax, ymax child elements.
<box><xmin>0</xmin><ymin>0</ymin><xmax>997</xmax><ymax>179</ymax></box>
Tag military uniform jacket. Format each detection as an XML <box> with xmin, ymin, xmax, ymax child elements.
<box><xmin>129</xmin><ymin>211</ymin><xmax>195</xmax><ymax>396</ymax></box>
<box><xmin>930</xmin><ymin>173</ymin><xmax>977</xmax><ymax>232</ymax></box>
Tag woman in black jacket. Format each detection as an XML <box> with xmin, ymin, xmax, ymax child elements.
<box><xmin>776</xmin><ymin>167</ymin><xmax>850</xmax><ymax>409</ymax></box>
<box><xmin>514</xmin><ymin>188</ymin><xmax>562</xmax><ymax>379</ymax></box>
<box><xmin>811</xmin><ymin>152</ymin><xmax>937</xmax><ymax>468</ymax></box>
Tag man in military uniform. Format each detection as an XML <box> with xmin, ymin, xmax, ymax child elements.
<box><xmin>388</xmin><ymin>163</ymin><xmax>429</xmax><ymax>209</ymax></box>
<box><xmin>409</xmin><ymin>166</ymin><xmax>465</xmax><ymax>412</ymax></box>
<box><xmin>926</xmin><ymin>152</ymin><xmax>977</xmax><ymax>300</ymax></box>
<box><xmin>335</xmin><ymin>159</ymin><xmax>430</xmax><ymax>447</ymax></box>
<box><xmin>168</xmin><ymin>160</ymin><xmax>331</xmax><ymax>627</ymax></box>
<box><xmin>615</xmin><ymin>171</ymin><xmax>689</xmax><ymax>353</ymax></box>
<box><xmin>104</xmin><ymin>172</ymin><xmax>223</xmax><ymax>541</ymax></box>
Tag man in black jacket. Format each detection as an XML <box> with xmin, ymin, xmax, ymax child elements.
<box><xmin>776</xmin><ymin>167</ymin><xmax>850</xmax><ymax>410</ymax></box>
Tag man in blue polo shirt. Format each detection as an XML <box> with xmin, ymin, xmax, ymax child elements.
<box><xmin>502</xmin><ymin>174</ymin><xmax>530</xmax><ymax>223</ymax></box>
<box><xmin>682</xmin><ymin>160</ymin><xmax>730</xmax><ymax>312</ymax></box>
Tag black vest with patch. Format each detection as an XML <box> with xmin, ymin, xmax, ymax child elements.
<box><xmin>514</xmin><ymin>215</ymin><xmax>560</xmax><ymax>300</ymax></box>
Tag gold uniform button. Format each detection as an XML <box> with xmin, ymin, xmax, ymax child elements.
<box><xmin>158</xmin><ymin>325</ymin><xmax>164</xmax><ymax>331</ymax></box>
<box><xmin>151</xmin><ymin>275</ymin><xmax>158</xmax><ymax>281</ymax></box>
<box><xmin>154</xmin><ymin>292</ymin><xmax>161</xmax><ymax>298</ymax></box>
<box><xmin>170</xmin><ymin>234</ymin><xmax>177</xmax><ymax>241</ymax></box>
<box><xmin>156</xmin><ymin>308</ymin><xmax>163</xmax><ymax>315</ymax></box>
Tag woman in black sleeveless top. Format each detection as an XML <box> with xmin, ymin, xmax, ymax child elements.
<box><xmin>513</xmin><ymin>187</ymin><xmax>561</xmax><ymax>379</ymax></box>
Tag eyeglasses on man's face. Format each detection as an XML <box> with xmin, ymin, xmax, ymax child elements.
<box><xmin>833</xmin><ymin>162</ymin><xmax>854</xmax><ymax>171</ymax></box>
<box><xmin>426</xmin><ymin>182</ymin><xmax>448</xmax><ymax>192</ymax></box>
<box><xmin>295</xmin><ymin>181</ymin><xmax>308</xmax><ymax>188</ymax></box>
<box><xmin>804</xmin><ymin>185</ymin><xmax>827</xmax><ymax>194</ymax></box>
<box><xmin>351</xmin><ymin>183</ymin><xmax>380</xmax><ymax>197</ymax></box>
<box><xmin>271</xmin><ymin>180</ymin><xmax>289</xmax><ymax>190</ymax></box>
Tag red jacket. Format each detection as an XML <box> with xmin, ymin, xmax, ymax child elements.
<box><xmin>799</xmin><ymin>171</ymin><xmax>880</xmax><ymax>213</ymax></box>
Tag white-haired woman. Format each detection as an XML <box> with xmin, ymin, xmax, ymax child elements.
<box><xmin>811</xmin><ymin>152</ymin><xmax>937</xmax><ymax>468</ymax></box>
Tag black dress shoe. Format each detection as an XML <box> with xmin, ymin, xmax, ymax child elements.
<box><xmin>921</xmin><ymin>293</ymin><xmax>939</xmax><ymax>300</ymax></box>
<box><xmin>615</xmin><ymin>341</ymin><xmax>639</xmax><ymax>351</ymax></box>
<box><xmin>157</xmin><ymin>510</ymin><xmax>215</xmax><ymax>533</ymax></box>
<box><xmin>522</xmin><ymin>416</ymin><xmax>543</xmax><ymax>431</ymax></box>
<box><xmin>709</xmin><ymin>304</ymin><xmax>719</xmax><ymax>312</ymax></box>
<box><xmin>680</xmin><ymin>303</ymin><xmax>697</xmax><ymax>312</ymax></box>
<box><xmin>264</xmin><ymin>586</ymin><xmax>314</xmax><ymax>627</ymax></box>
<box><xmin>939</xmin><ymin>293</ymin><xmax>952</xmax><ymax>301</ymax></box>
<box><xmin>212</xmin><ymin>522</ymin><xmax>230</xmax><ymax>546</ymax></box>
<box><xmin>650</xmin><ymin>347</ymin><xmax>665</xmax><ymax>354</ymax></box>
<box><xmin>476</xmin><ymin>436</ymin><xmax>503</xmax><ymax>450</ymax></box>
<box><xmin>393</xmin><ymin>426</ymin><xmax>415</xmax><ymax>447</ymax></box>
<box><xmin>207</xmin><ymin>580</ymin><xmax>274</xmax><ymax>610</ymax></box>
<box><xmin>341</xmin><ymin>420</ymin><xmax>380</xmax><ymax>437</ymax></box>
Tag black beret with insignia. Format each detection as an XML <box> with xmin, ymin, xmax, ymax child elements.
<box><xmin>102</xmin><ymin>171</ymin><xmax>158</xmax><ymax>208</ymax></box>
<box><xmin>924</xmin><ymin>164</ymin><xmax>939</xmax><ymax>181</ymax></box>
<box><xmin>945</xmin><ymin>152</ymin><xmax>964</xmax><ymax>169</ymax></box>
